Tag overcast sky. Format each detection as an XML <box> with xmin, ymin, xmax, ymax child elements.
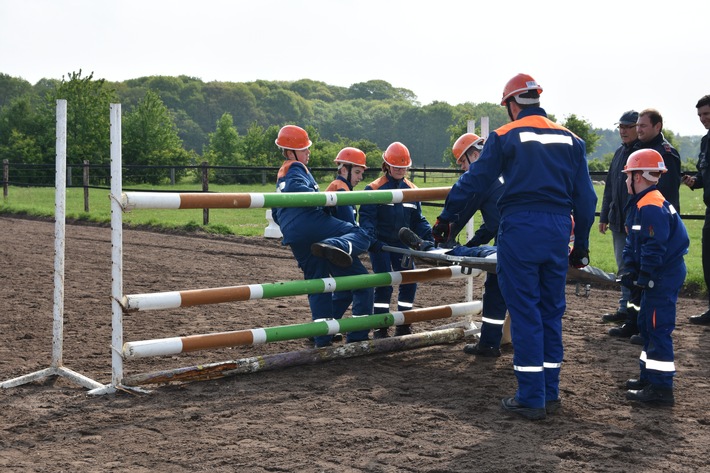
<box><xmin>1</xmin><ymin>0</ymin><xmax>708</xmax><ymax>137</ymax></box>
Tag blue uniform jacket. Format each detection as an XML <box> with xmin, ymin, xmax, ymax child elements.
<box><xmin>359</xmin><ymin>174</ymin><xmax>432</xmax><ymax>247</ymax></box>
<box><xmin>623</xmin><ymin>186</ymin><xmax>689</xmax><ymax>280</ymax></box>
<box><xmin>273</xmin><ymin>160</ymin><xmax>323</xmax><ymax>245</ymax></box>
<box><xmin>440</xmin><ymin>107</ymin><xmax>597</xmax><ymax>249</ymax></box>
<box><xmin>325</xmin><ymin>176</ymin><xmax>357</xmax><ymax>225</ymax></box>
<box><xmin>452</xmin><ymin>177</ymin><xmax>504</xmax><ymax>246</ymax></box>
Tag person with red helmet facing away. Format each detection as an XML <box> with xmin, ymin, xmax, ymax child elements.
<box><xmin>359</xmin><ymin>141</ymin><xmax>434</xmax><ymax>339</ymax></box>
<box><xmin>322</xmin><ymin>147</ymin><xmax>374</xmax><ymax>343</ymax></box>
<box><xmin>620</xmin><ymin>148</ymin><xmax>688</xmax><ymax>406</ymax></box>
<box><xmin>433</xmin><ymin>74</ymin><xmax>597</xmax><ymax>420</ymax></box>
<box><xmin>272</xmin><ymin>126</ymin><xmax>371</xmax><ymax>348</ymax></box>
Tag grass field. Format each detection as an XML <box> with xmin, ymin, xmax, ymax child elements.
<box><xmin>1</xmin><ymin>176</ymin><xmax>705</xmax><ymax>296</ymax></box>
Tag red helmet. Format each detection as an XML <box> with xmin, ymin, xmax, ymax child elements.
<box><xmin>500</xmin><ymin>73</ymin><xmax>543</xmax><ymax>106</ymax></box>
<box><xmin>334</xmin><ymin>147</ymin><xmax>368</xmax><ymax>168</ymax></box>
<box><xmin>452</xmin><ymin>133</ymin><xmax>484</xmax><ymax>163</ymax></box>
<box><xmin>275</xmin><ymin>125</ymin><xmax>312</xmax><ymax>150</ymax></box>
<box><xmin>623</xmin><ymin>149</ymin><xmax>667</xmax><ymax>183</ymax></box>
<box><xmin>382</xmin><ymin>142</ymin><xmax>412</xmax><ymax>168</ymax></box>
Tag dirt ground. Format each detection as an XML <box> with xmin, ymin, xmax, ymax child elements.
<box><xmin>1</xmin><ymin>215</ymin><xmax>710</xmax><ymax>472</ymax></box>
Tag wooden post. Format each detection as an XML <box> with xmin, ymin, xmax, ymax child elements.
<box><xmin>2</xmin><ymin>159</ymin><xmax>8</xmax><ymax>199</ymax></box>
<box><xmin>423</xmin><ymin>163</ymin><xmax>427</xmax><ymax>183</ymax></box>
<box><xmin>201</xmin><ymin>161</ymin><xmax>209</xmax><ymax>225</ymax></box>
<box><xmin>170</xmin><ymin>167</ymin><xmax>175</xmax><ymax>185</ymax></box>
<box><xmin>83</xmin><ymin>160</ymin><xmax>90</xmax><ymax>212</ymax></box>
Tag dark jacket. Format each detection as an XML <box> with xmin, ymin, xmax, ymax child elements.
<box><xmin>689</xmin><ymin>131</ymin><xmax>710</xmax><ymax>207</ymax></box>
<box><xmin>633</xmin><ymin>132</ymin><xmax>681</xmax><ymax>212</ymax></box>
<box><xmin>600</xmin><ymin>139</ymin><xmax>639</xmax><ymax>233</ymax></box>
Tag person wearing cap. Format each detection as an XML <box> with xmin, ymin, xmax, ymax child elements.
<box><xmin>633</xmin><ymin>108</ymin><xmax>681</xmax><ymax>213</ymax></box>
<box><xmin>323</xmin><ymin>147</ymin><xmax>374</xmax><ymax>343</ymax></box>
<box><xmin>359</xmin><ymin>141</ymin><xmax>434</xmax><ymax>339</ymax></box>
<box><xmin>682</xmin><ymin>95</ymin><xmax>710</xmax><ymax>325</ymax></box>
<box><xmin>432</xmin><ymin>73</ymin><xmax>597</xmax><ymax>420</ymax></box>
<box><xmin>273</xmin><ymin>125</ymin><xmax>372</xmax><ymax>348</ymax></box>
<box><xmin>599</xmin><ymin>111</ymin><xmax>642</xmax><ymax>343</ymax></box>
<box><xmin>620</xmin><ymin>148</ymin><xmax>689</xmax><ymax>406</ymax></box>
<box><xmin>400</xmin><ymin>132</ymin><xmax>507</xmax><ymax>357</ymax></box>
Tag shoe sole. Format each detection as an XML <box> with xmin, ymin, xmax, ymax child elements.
<box><xmin>311</xmin><ymin>243</ymin><xmax>352</xmax><ymax>268</ymax></box>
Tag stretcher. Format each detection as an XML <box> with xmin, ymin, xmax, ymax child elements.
<box><xmin>382</xmin><ymin>245</ymin><xmax>617</xmax><ymax>286</ymax></box>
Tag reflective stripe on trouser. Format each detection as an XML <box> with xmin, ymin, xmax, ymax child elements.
<box><xmin>369</xmin><ymin>249</ymin><xmax>417</xmax><ymax>315</ymax></box>
<box><xmin>637</xmin><ymin>264</ymin><xmax>684</xmax><ymax>388</ymax></box>
<box><xmin>497</xmin><ymin>211</ymin><xmax>570</xmax><ymax>408</ymax></box>
<box><xmin>480</xmin><ymin>273</ymin><xmax>507</xmax><ymax>348</ymax></box>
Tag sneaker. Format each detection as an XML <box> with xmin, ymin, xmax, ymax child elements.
<box><xmin>332</xmin><ymin>332</ymin><xmax>344</xmax><ymax>343</ymax></box>
<box><xmin>609</xmin><ymin>323</ymin><xmax>638</xmax><ymax>338</ymax></box>
<box><xmin>373</xmin><ymin>328</ymin><xmax>389</xmax><ymax>339</ymax></box>
<box><xmin>463</xmin><ymin>342</ymin><xmax>501</xmax><ymax>358</ymax></box>
<box><xmin>398</xmin><ymin>227</ymin><xmax>435</xmax><ymax>251</ymax></box>
<box><xmin>625</xmin><ymin>378</ymin><xmax>650</xmax><ymax>390</ymax></box>
<box><xmin>689</xmin><ymin>309</ymin><xmax>710</xmax><ymax>325</ymax></box>
<box><xmin>601</xmin><ymin>311</ymin><xmax>627</xmax><ymax>323</ymax></box>
<box><xmin>629</xmin><ymin>334</ymin><xmax>644</xmax><ymax>346</ymax></box>
<box><xmin>626</xmin><ymin>384</ymin><xmax>675</xmax><ymax>406</ymax></box>
<box><xmin>501</xmin><ymin>397</ymin><xmax>546</xmax><ymax>420</ymax></box>
<box><xmin>311</xmin><ymin>243</ymin><xmax>352</xmax><ymax>268</ymax></box>
<box><xmin>394</xmin><ymin>324</ymin><xmax>412</xmax><ymax>336</ymax></box>
<box><xmin>546</xmin><ymin>399</ymin><xmax>562</xmax><ymax>415</ymax></box>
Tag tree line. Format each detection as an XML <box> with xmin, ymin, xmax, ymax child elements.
<box><xmin>0</xmin><ymin>71</ymin><xmax>702</xmax><ymax>185</ymax></box>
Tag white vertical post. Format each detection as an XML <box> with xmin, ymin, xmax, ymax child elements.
<box><xmin>52</xmin><ymin>100</ymin><xmax>67</xmax><ymax>367</ymax></box>
<box><xmin>109</xmin><ymin>103</ymin><xmax>124</xmax><ymax>389</ymax></box>
<box><xmin>464</xmin><ymin>120</ymin><xmax>477</xmax><ymax>302</ymax></box>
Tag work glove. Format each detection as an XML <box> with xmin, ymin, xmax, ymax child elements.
<box><xmin>568</xmin><ymin>246</ymin><xmax>589</xmax><ymax>269</ymax></box>
<box><xmin>634</xmin><ymin>271</ymin><xmax>654</xmax><ymax>289</ymax></box>
<box><xmin>432</xmin><ymin>217</ymin><xmax>453</xmax><ymax>244</ymax></box>
<box><xmin>619</xmin><ymin>271</ymin><xmax>639</xmax><ymax>290</ymax></box>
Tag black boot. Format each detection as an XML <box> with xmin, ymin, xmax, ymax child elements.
<box><xmin>601</xmin><ymin>311</ymin><xmax>627</xmax><ymax>323</ymax></box>
<box><xmin>626</xmin><ymin>384</ymin><xmax>674</xmax><ymax>405</ymax></box>
<box><xmin>311</xmin><ymin>243</ymin><xmax>352</xmax><ymax>268</ymax></box>
<box><xmin>463</xmin><ymin>342</ymin><xmax>501</xmax><ymax>358</ymax></box>
<box><xmin>373</xmin><ymin>328</ymin><xmax>389</xmax><ymax>339</ymax></box>
<box><xmin>609</xmin><ymin>321</ymin><xmax>638</xmax><ymax>338</ymax></box>
<box><xmin>394</xmin><ymin>324</ymin><xmax>412</xmax><ymax>336</ymax></box>
<box><xmin>398</xmin><ymin>227</ymin><xmax>434</xmax><ymax>251</ymax></box>
<box><xmin>689</xmin><ymin>309</ymin><xmax>710</xmax><ymax>325</ymax></box>
<box><xmin>625</xmin><ymin>378</ymin><xmax>650</xmax><ymax>390</ymax></box>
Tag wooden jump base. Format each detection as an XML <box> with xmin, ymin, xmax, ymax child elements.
<box><xmin>121</xmin><ymin>187</ymin><xmax>451</xmax><ymax>211</ymax></box>
<box><xmin>123</xmin><ymin>327</ymin><xmax>468</xmax><ymax>386</ymax></box>
<box><xmin>122</xmin><ymin>266</ymin><xmax>474</xmax><ymax>312</ymax></box>
<box><xmin>123</xmin><ymin>302</ymin><xmax>481</xmax><ymax>358</ymax></box>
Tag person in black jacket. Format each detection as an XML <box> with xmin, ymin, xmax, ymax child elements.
<box><xmin>599</xmin><ymin>111</ymin><xmax>640</xmax><ymax>332</ymax></box>
<box><xmin>683</xmin><ymin>95</ymin><xmax>710</xmax><ymax>324</ymax></box>
<box><xmin>633</xmin><ymin>108</ymin><xmax>681</xmax><ymax>213</ymax></box>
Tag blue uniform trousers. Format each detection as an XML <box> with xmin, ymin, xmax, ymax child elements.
<box><xmin>497</xmin><ymin>211</ymin><xmax>571</xmax><ymax>409</ymax></box>
<box><xmin>369</xmin><ymin>246</ymin><xmax>416</xmax><ymax>315</ymax></box>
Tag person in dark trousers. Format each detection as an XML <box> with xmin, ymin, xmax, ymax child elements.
<box><xmin>359</xmin><ymin>142</ymin><xmax>433</xmax><ymax>339</ymax></box>
<box><xmin>324</xmin><ymin>147</ymin><xmax>373</xmax><ymax>343</ymax></box>
<box><xmin>600</xmin><ymin>111</ymin><xmax>639</xmax><ymax>329</ymax></box>
<box><xmin>620</xmin><ymin>148</ymin><xmax>689</xmax><ymax>406</ymax></box>
<box><xmin>683</xmin><ymin>94</ymin><xmax>710</xmax><ymax>325</ymax></box>
<box><xmin>432</xmin><ymin>73</ymin><xmax>597</xmax><ymax>420</ymax></box>
<box><xmin>272</xmin><ymin>125</ymin><xmax>371</xmax><ymax>348</ymax></box>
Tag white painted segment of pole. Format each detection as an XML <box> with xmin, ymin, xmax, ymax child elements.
<box><xmin>481</xmin><ymin>117</ymin><xmax>490</xmax><ymax>138</ymax></box>
<box><xmin>389</xmin><ymin>271</ymin><xmax>402</xmax><ymax>285</ymax></box>
<box><xmin>323</xmin><ymin>277</ymin><xmax>337</xmax><ymax>293</ymax></box>
<box><xmin>325</xmin><ymin>319</ymin><xmax>341</xmax><ymax>335</ymax></box>
<box><xmin>249</xmin><ymin>193</ymin><xmax>265</xmax><ymax>208</ymax></box>
<box><xmin>465</xmin><ymin>119</ymin><xmax>477</xmax><ymax>303</ymax></box>
<box><xmin>122</xmin><ymin>192</ymin><xmax>182</xmax><ymax>210</ymax></box>
<box><xmin>324</xmin><ymin>192</ymin><xmax>338</xmax><ymax>206</ymax></box>
<box><xmin>392</xmin><ymin>312</ymin><xmax>405</xmax><ymax>325</ymax></box>
<box><xmin>110</xmin><ymin>103</ymin><xmax>124</xmax><ymax>388</ymax></box>
<box><xmin>451</xmin><ymin>301</ymin><xmax>482</xmax><ymax>317</ymax></box>
<box><xmin>53</xmin><ymin>99</ymin><xmax>67</xmax><ymax>368</ymax></box>
<box><xmin>248</xmin><ymin>284</ymin><xmax>263</xmax><ymax>299</ymax></box>
<box><xmin>124</xmin><ymin>337</ymin><xmax>184</xmax><ymax>358</ymax></box>
<box><xmin>391</xmin><ymin>190</ymin><xmax>404</xmax><ymax>203</ymax></box>
<box><xmin>123</xmin><ymin>292</ymin><xmax>182</xmax><ymax>311</ymax></box>
<box><xmin>251</xmin><ymin>329</ymin><xmax>267</xmax><ymax>344</ymax></box>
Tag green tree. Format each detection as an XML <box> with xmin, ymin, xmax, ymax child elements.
<box><xmin>562</xmin><ymin>114</ymin><xmax>600</xmax><ymax>156</ymax></box>
<box><xmin>204</xmin><ymin>113</ymin><xmax>241</xmax><ymax>183</ymax></box>
<box><xmin>123</xmin><ymin>90</ymin><xmax>191</xmax><ymax>184</ymax></box>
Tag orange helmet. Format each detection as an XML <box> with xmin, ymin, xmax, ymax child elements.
<box><xmin>500</xmin><ymin>73</ymin><xmax>543</xmax><ymax>106</ymax></box>
<box><xmin>275</xmin><ymin>125</ymin><xmax>312</xmax><ymax>150</ymax></box>
<box><xmin>623</xmin><ymin>149</ymin><xmax>667</xmax><ymax>183</ymax></box>
<box><xmin>334</xmin><ymin>147</ymin><xmax>368</xmax><ymax>168</ymax></box>
<box><xmin>452</xmin><ymin>133</ymin><xmax>484</xmax><ymax>163</ymax></box>
<box><xmin>382</xmin><ymin>142</ymin><xmax>412</xmax><ymax>168</ymax></box>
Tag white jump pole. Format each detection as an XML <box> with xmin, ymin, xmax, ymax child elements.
<box><xmin>1</xmin><ymin>100</ymin><xmax>103</xmax><ymax>391</ymax></box>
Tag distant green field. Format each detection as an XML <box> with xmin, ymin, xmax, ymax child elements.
<box><xmin>1</xmin><ymin>177</ymin><xmax>705</xmax><ymax>297</ymax></box>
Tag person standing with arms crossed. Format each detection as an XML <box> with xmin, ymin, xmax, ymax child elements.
<box><xmin>359</xmin><ymin>142</ymin><xmax>433</xmax><ymax>339</ymax></box>
<box><xmin>324</xmin><ymin>147</ymin><xmax>374</xmax><ymax>343</ymax></box>
<box><xmin>682</xmin><ymin>95</ymin><xmax>710</xmax><ymax>325</ymax></box>
<box><xmin>432</xmin><ymin>74</ymin><xmax>597</xmax><ymax>420</ymax></box>
<box><xmin>272</xmin><ymin>125</ymin><xmax>371</xmax><ymax>348</ymax></box>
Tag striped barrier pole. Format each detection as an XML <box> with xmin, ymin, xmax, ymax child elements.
<box><xmin>122</xmin><ymin>266</ymin><xmax>473</xmax><ymax>312</ymax></box>
<box><xmin>122</xmin><ymin>301</ymin><xmax>481</xmax><ymax>359</ymax></box>
<box><xmin>123</xmin><ymin>327</ymin><xmax>466</xmax><ymax>386</ymax></box>
<box><xmin>120</xmin><ymin>187</ymin><xmax>451</xmax><ymax>210</ymax></box>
